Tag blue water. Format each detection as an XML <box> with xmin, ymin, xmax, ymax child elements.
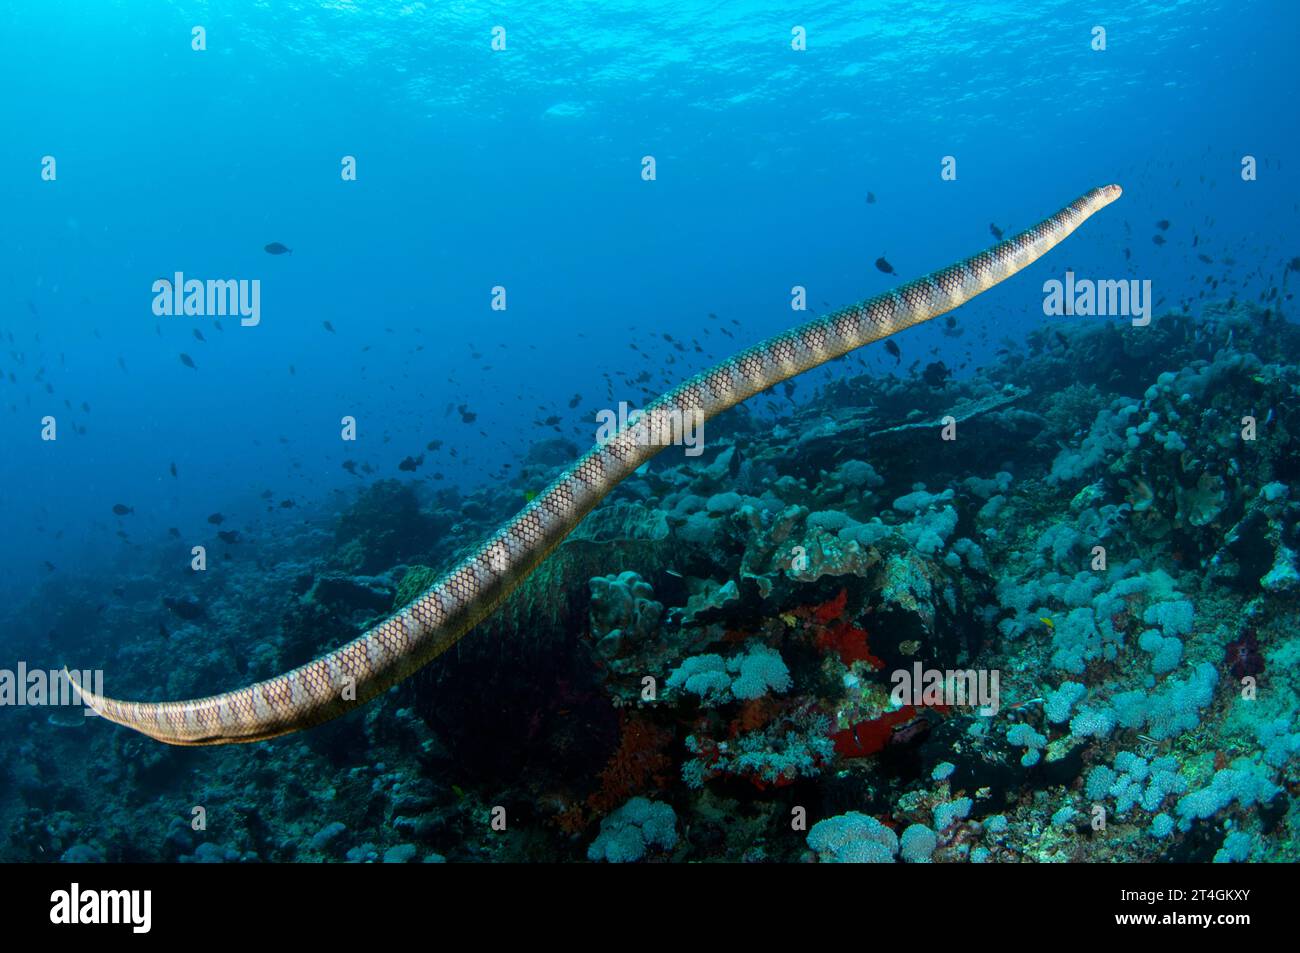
<box><xmin>3</xmin><ymin>1</ymin><xmax>1295</xmax><ymax>600</ymax></box>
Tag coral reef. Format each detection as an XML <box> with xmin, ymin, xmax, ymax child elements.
<box><xmin>2</xmin><ymin>301</ymin><xmax>1297</xmax><ymax>863</ymax></box>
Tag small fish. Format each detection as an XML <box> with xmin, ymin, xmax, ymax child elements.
<box><xmin>323</xmin><ymin>321</ymin><xmax>336</xmax><ymax>334</ymax></box>
<box><xmin>875</xmin><ymin>256</ymin><xmax>896</xmax><ymax>275</ymax></box>
<box><xmin>264</xmin><ymin>242</ymin><xmax>292</xmax><ymax>255</ymax></box>
<box><xmin>170</xmin><ymin>462</ymin><xmax>178</xmax><ymax>478</ymax></box>
<box><xmin>865</xmin><ymin>191</ymin><xmax>876</xmax><ymax>204</ymax></box>
<box><xmin>218</xmin><ymin>530</ymin><xmax>241</xmax><ymax>544</ymax></box>
<box><xmin>922</xmin><ymin>362</ymin><xmax>951</xmax><ymax>387</ymax></box>
<box><xmin>397</xmin><ymin>454</ymin><xmax>424</xmax><ymax>472</ymax></box>
<box><xmin>989</xmin><ymin>223</ymin><xmax>1004</xmax><ymax>240</ymax></box>
<box><xmin>1152</xmin><ymin>235</ymin><xmax>1166</xmax><ymax>246</ymax></box>
<box><xmin>1040</xmin><ymin>616</ymin><xmax>1055</xmax><ymax>631</ymax></box>
<box><xmin>1155</xmin><ymin>219</ymin><xmax>1170</xmax><ymax>231</ymax></box>
<box><xmin>168</xmin><ymin>527</ymin><xmax>181</xmax><ymax>538</ymax></box>
<box><xmin>278</xmin><ymin>499</ymin><xmax>296</xmax><ymax>509</ymax></box>
<box><xmin>885</xmin><ymin>340</ymin><xmax>901</xmax><ymax>364</ymax></box>
<box><xmin>207</xmin><ymin>513</ymin><xmax>225</xmax><ymax>525</ymax></box>
<box><xmin>179</xmin><ymin>353</ymin><xmax>197</xmax><ymax>369</ymax></box>
<box><xmin>112</xmin><ymin>504</ymin><xmax>133</xmax><ymax>516</ymax></box>
<box><xmin>193</xmin><ymin>329</ymin><xmax>206</xmax><ymax>343</ymax></box>
<box><xmin>163</xmin><ymin>596</ymin><xmax>205</xmax><ymax>620</ymax></box>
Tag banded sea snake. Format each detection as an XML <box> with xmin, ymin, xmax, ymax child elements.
<box><xmin>72</xmin><ymin>185</ymin><xmax>1122</xmax><ymax>745</ymax></box>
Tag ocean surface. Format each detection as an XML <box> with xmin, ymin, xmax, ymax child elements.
<box><xmin>1</xmin><ymin>1</ymin><xmax>1297</xmax><ymax>864</ymax></box>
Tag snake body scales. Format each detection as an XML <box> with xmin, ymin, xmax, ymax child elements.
<box><xmin>71</xmin><ymin>185</ymin><xmax>1121</xmax><ymax>745</ymax></box>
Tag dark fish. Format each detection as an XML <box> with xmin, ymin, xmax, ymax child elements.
<box><xmin>1198</xmin><ymin>254</ymin><xmax>1213</xmax><ymax>264</ymax></box>
<box><xmin>398</xmin><ymin>454</ymin><xmax>424</xmax><ymax>472</ymax></box>
<box><xmin>323</xmin><ymin>321</ymin><xmax>336</xmax><ymax>334</ymax></box>
<box><xmin>1123</xmin><ymin>248</ymin><xmax>1131</xmax><ymax>260</ymax></box>
<box><xmin>458</xmin><ymin>404</ymin><xmax>477</xmax><ymax>423</ymax></box>
<box><xmin>989</xmin><ymin>223</ymin><xmax>1004</xmax><ymax>240</ymax></box>
<box><xmin>193</xmin><ymin>329</ymin><xmax>206</xmax><ymax>342</ymax></box>
<box><xmin>568</xmin><ymin>394</ymin><xmax>582</xmax><ymax>408</ymax></box>
<box><xmin>921</xmin><ymin>361</ymin><xmax>951</xmax><ymax>387</ymax></box>
<box><xmin>426</xmin><ymin>440</ymin><xmax>443</xmax><ymax>451</ymax></box>
<box><xmin>217</xmin><ymin>530</ymin><xmax>241</xmax><ymax>544</ymax></box>
<box><xmin>264</xmin><ymin>242</ymin><xmax>292</xmax><ymax>255</ymax></box>
<box><xmin>1156</xmin><ymin>220</ymin><xmax>1170</xmax><ymax>231</ymax></box>
<box><xmin>112</xmin><ymin>504</ymin><xmax>133</xmax><ymax>516</ymax></box>
<box><xmin>163</xmin><ymin>596</ymin><xmax>205</xmax><ymax>620</ymax></box>
<box><xmin>43</xmin><ymin>561</ymin><xmax>56</xmax><ymax>573</ymax></box>
<box><xmin>278</xmin><ymin>499</ymin><xmax>296</xmax><ymax>509</ymax></box>
<box><xmin>207</xmin><ymin>513</ymin><xmax>225</xmax><ymax>525</ymax></box>
<box><xmin>179</xmin><ymin>353</ymin><xmax>197</xmax><ymax>369</ymax></box>
<box><xmin>1152</xmin><ymin>235</ymin><xmax>1166</xmax><ymax>245</ymax></box>
<box><xmin>865</xmin><ymin>191</ymin><xmax>876</xmax><ymax>204</ymax></box>
<box><xmin>170</xmin><ymin>462</ymin><xmax>178</xmax><ymax>478</ymax></box>
<box><xmin>342</xmin><ymin>460</ymin><xmax>358</xmax><ymax>475</ymax></box>
<box><xmin>168</xmin><ymin>527</ymin><xmax>181</xmax><ymax>538</ymax></box>
<box><xmin>875</xmin><ymin>256</ymin><xmax>896</xmax><ymax>275</ymax></box>
<box><xmin>885</xmin><ymin>340</ymin><xmax>901</xmax><ymax>364</ymax></box>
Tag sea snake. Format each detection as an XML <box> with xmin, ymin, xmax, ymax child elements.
<box><xmin>71</xmin><ymin>184</ymin><xmax>1122</xmax><ymax>745</ymax></box>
